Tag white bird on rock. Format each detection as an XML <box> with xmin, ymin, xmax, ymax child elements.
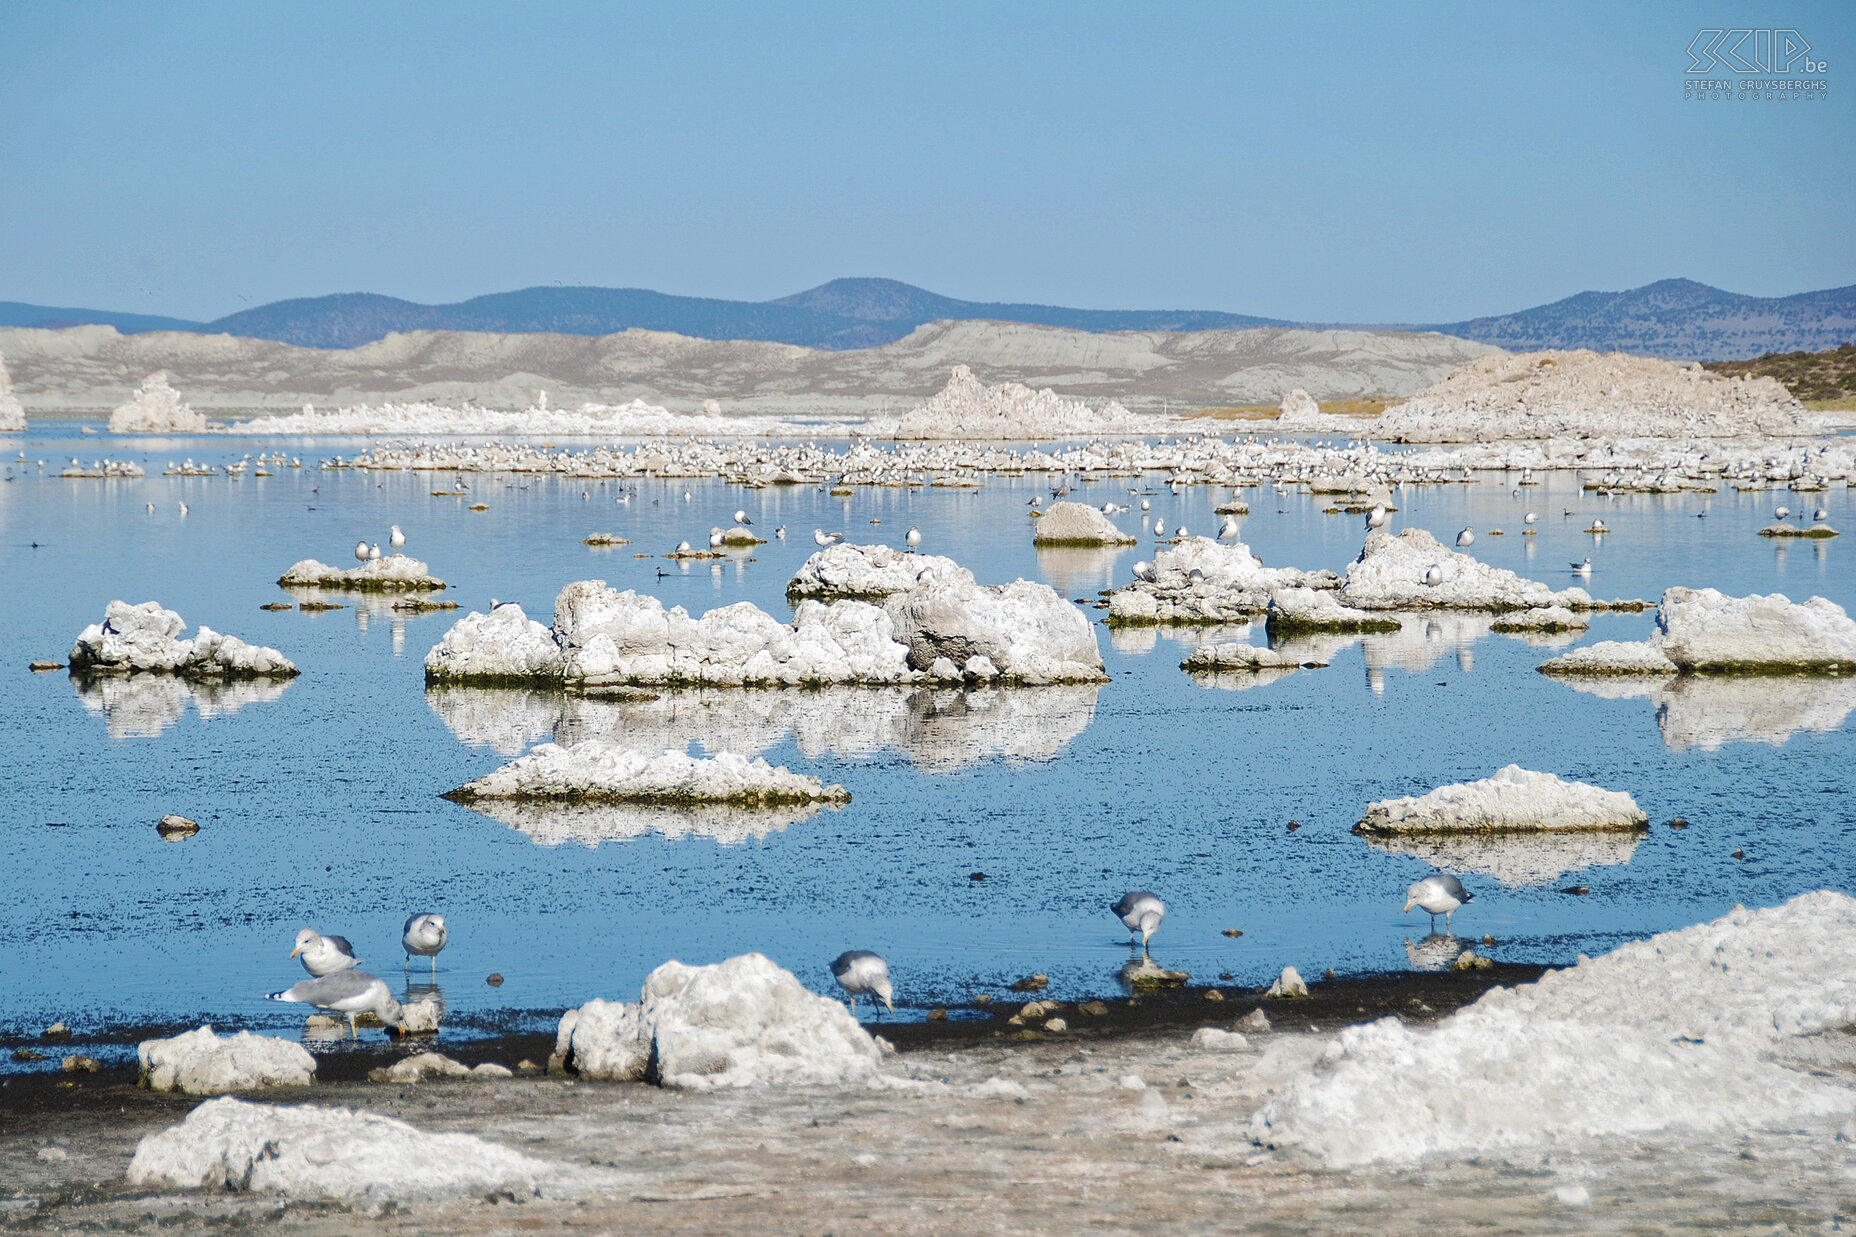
<box><xmin>906</xmin><ymin>526</ymin><xmax>922</xmax><ymax>548</ymax></box>
<box><xmin>1366</xmin><ymin>504</ymin><xmax>1389</xmax><ymax>530</ymax></box>
<box><xmin>1405</xmin><ymin>875</ymin><xmax>1472</xmax><ymax>932</ymax></box>
<box><xmin>390</xmin><ymin>525</ymin><xmax>406</xmax><ymax>548</ymax></box>
<box><xmin>1110</xmin><ymin>891</ymin><xmax>1165</xmax><ymax>948</ymax></box>
<box><xmin>813</xmin><ymin>529</ymin><xmax>843</xmax><ymax>547</ymax></box>
<box><xmin>354</xmin><ymin>540</ymin><xmax>370</xmax><ymax>562</ymax></box>
<box><xmin>291</xmin><ymin>929</ymin><xmax>360</xmax><ymax>978</ymax></box>
<box><xmin>1153</xmin><ymin>520</ymin><xmax>1167</xmax><ymax>539</ymax></box>
<box><xmin>675</xmin><ymin>539</ymin><xmax>692</xmax><ymax>554</ymax></box>
<box><xmin>1456</xmin><ymin>527</ymin><xmax>1475</xmax><ymax>548</ymax></box>
<box><xmin>1218</xmin><ymin>515</ymin><xmax>1242</xmax><ymax>539</ymax></box>
<box><xmin>1775</xmin><ymin>505</ymin><xmax>1791</xmax><ymax>520</ymax></box>
<box><xmin>709</xmin><ymin>528</ymin><xmax>725</xmax><ymax>548</ymax></box>
<box><xmin>830</xmin><ymin>951</ymin><xmax>894</xmax><ymax>1017</ymax></box>
<box><xmin>1423</xmin><ymin>564</ymin><xmax>1445</xmax><ymax>586</ymax></box>
<box><xmin>401</xmin><ymin>913</ymin><xmax>447</xmax><ymax>975</ymax></box>
<box><xmin>368</xmin><ymin>542</ymin><xmax>382</xmax><ymax>560</ymax></box>
<box><xmin>1132</xmin><ymin>560</ymin><xmax>1156</xmax><ymax>583</ymax></box>
<box><xmin>1815</xmin><ymin>508</ymin><xmax>1830</xmax><ymax>523</ymax></box>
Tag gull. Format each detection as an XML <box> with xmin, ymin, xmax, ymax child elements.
<box><xmin>1140</xmin><ymin>499</ymin><xmax>1150</xmax><ymax>511</ymax></box>
<box><xmin>1175</xmin><ymin>523</ymin><xmax>1188</xmax><ymax>539</ymax></box>
<box><xmin>1366</xmin><ymin>504</ymin><xmax>1389</xmax><ymax>530</ymax></box>
<box><xmin>733</xmin><ymin>510</ymin><xmax>753</xmax><ymax>525</ymax></box>
<box><xmin>1132</xmin><ymin>560</ymin><xmax>1156</xmax><ymax>583</ymax></box>
<box><xmin>268</xmin><ymin>970</ymin><xmax>404</xmax><ymax>1039</ymax></box>
<box><xmin>1815</xmin><ymin>508</ymin><xmax>1830</xmax><ymax>522</ymax></box>
<box><xmin>709</xmin><ymin>528</ymin><xmax>725</xmax><ymax>548</ymax></box>
<box><xmin>1455</xmin><ymin>527</ymin><xmax>1475</xmax><ymax>548</ymax></box>
<box><xmin>390</xmin><ymin>525</ymin><xmax>405</xmax><ymax>548</ymax></box>
<box><xmin>1572</xmin><ymin>557</ymin><xmax>1592</xmax><ymax>575</ymax></box>
<box><xmin>906</xmin><ymin>526</ymin><xmax>922</xmax><ymax>548</ymax></box>
<box><xmin>775</xmin><ymin>525</ymin><xmax>787</xmax><ymax>540</ymax></box>
<box><xmin>1153</xmin><ymin>520</ymin><xmax>1167</xmax><ymax>539</ymax></box>
<box><xmin>830</xmin><ymin>951</ymin><xmax>894</xmax><ymax>1018</ymax></box>
<box><xmin>1027</xmin><ymin>495</ymin><xmax>1042</xmax><ymax>507</ymax></box>
<box><xmin>402</xmin><ymin>913</ymin><xmax>447</xmax><ymax>974</ymax></box>
<box><xmin>813</xmin><ymin>529</ymin><xmax>843</xmax><ymax>547</ymax></box>
<box><xmin>1218</xmin><ymin>515</ymin><xmax>1242</xmax><ymax>539</ymax></box>
<box><xmin>291</xmin><ymin>929</ymin><xmax>360</xmax><ymax>978</ymax></box>
<box><xmin>1774</xmin><ymin>505</ymin><xmax>1790</xmax><ymax>520</ymax></box>
<box><xmin>368</xmin><ymin>542</ymin><xmax>382</xmax><ymax>560</ymax></box>
<box><xmin>354</xmin><ymin>540</ymin><xmax>370</xmax><ymax>562</ymax></box>
<box><xmin>1187</xmin><ymin>568</ymin><xmax>1205</xmax><ymax>586</ymax></box>
<box><xmin>146</xmin><ymin>502</ymin><xmax>155</xmax><ymax>513</ymax></box>
<box><xmin>1110</xmin><ymin>891</ymin><xmax>1165</xmax><ymax>948</ymax></box>
<box><xmin>1405</xmin><ymin>875</ymin><xmax>1471</xmax><ymax>932</ymax></box>
<box><xmin>682</xmin><ymin>490</ymin><xmax>692</xmax><ymax>502</ymax></box>
<box><xmin>675</xmin><ymin>539</ymin><xmax>692</xmax><ymax>553</ymax></box>
<box><xmin>1523</xmin><ymin>511</ymin><xmax>1538</xmax><ymax>525</ymax></box>
<box><xmin>178</xmin><ymin>502</ymin><xmax>189</xmax><ymax>515</ymax></box>
<box><xmin>1423</xmin><ymin>564</ymin><xmax>1445</xmax><ymax>586</ymax></box>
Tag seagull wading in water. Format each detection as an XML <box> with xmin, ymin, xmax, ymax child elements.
<box><xmin>268</xmin><ymin>971</ymin><xmax>404</xmax><ymax>1039</ymax></box>
<box><xmin>830</xmin><ymin>951</ymin><xmax>894</xmax><ymax>1017</ymax></box>
<box><xmin>402</xmin><ymin>913</ymin><xmax>447</xmax><ymax>974</ymax></box>
<box><xmin>291</xmin><ymin>929</ymin><xmax>360</xmax><ymax>977</ymax></box>
<box><xmin>1405</xmin><ymin>875</ymin><xmax>1472</xmax><ymax>932</ymax></box>
<box><xmin>1111</xmin><ymin>891</ymin><xmax>1165</xmax><ymax>948</ymax></box>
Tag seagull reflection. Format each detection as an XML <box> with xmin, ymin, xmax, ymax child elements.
<box><xmin>1405</xmin><ymin>933</ymin><xmax>1468</xmax><ymax>972</ymax></box>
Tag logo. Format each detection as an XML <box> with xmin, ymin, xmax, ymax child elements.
<box><xmin>1683</xmin><ymin>28</ymin><xmax>1828</xmax><ymax>102</ymax></box>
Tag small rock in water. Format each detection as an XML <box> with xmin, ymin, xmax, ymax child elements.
<box><xmin>259</xmin><ymin>602</ymin><xmax>292</xmax><ymax>611</ymax></box>
<box><xmin>12</xmin><ymin>1048</ymin><xmax>47</xmax><ymax>1061</ymax></box>
<box><xmin>1323</xmin><ymin>968</ymin><xmax>1336</xmax><ymax>979</ymax></box>
<box><xmin>1219</xmin><ymin>972</ymin><xmax>1234</xmax><ymax>981</ymax></box>
<box><xmin>1221</xmin><ymin>928</ymin><xmax>1244</xmax><ymax>938</ymax></box>
<box><xmin>1079</xmin><ymin>1001</ymin><xmax>1109</xmax><ymax>1016</ymax></box>
<box><xmin>43</xmin><ymin>1022</ymin><xmax>71</xmax><ymax>1041</ymax></box>
<box><xmin>1204</xmin><ymin>989</ymin><xmax>1225</xmax><ymax>1002</ymax></box>
<box><xmin>927</xmin><ymin>1007</ymin><xmax>947</xmax><ymax>1021</ymax></box>
<box><xmin>969</xmin><ymin>872</ymin><xmax>987</xmax><ymax>881</ymax></box>
<box><xmin>1452</xmin><ymin>950</ymin><xmax>1495</xmax><ymax>971</ymax></box>
<box><xmin>28</xmin><ymin>659</ymin><xmax>64</xmax><ymax>671</ymax></box>
<box><xmin>1010</xmin><ymin>974</ymin><xmax>1049</xmax><ymax>993</ymax></box>
<box><xmin>1667</xmin><ymin>817</ymin><xmax>1689</xmax><ymax>829</ymax></box>
<box><xmin>1286</xmin><ymin>820</ymin><xmax>1300</xmax><ymax>832</ymax></box>
<box><xmin>516</xmin><ymin>1059</ymin><xmax>539</xmax><ymax>1072</ymax></box>
<box><xmin>156</xmin><ymin>814</ymin><xmax>199</xmax><ymax>840</ymax></box>
<box><xmin>303</xmin><ymin>1015</ymin><xmax>337</xmax><ymax>1029</ymax></box>
<box><xmin>1731</xmin><ymin>848</ymin><xmax>1745</xmax><ymax>860</ymax></box>
<box><xmin>1043</xmin><ymin>1017</ymin><xmax>1069</xmax><ymax>1033</ymax></box>
<box><xmin>974</xmin><ymin>994</ymin><xmax>993</xmax><ymax>1006</ymax></box>
<box><xmin>61</xmin><ymin>1055</ymin><xmax>101</xmax><ymax>1073</ymax></box>
<box><xmin>1482</xmin><ymin>934</ymin><xmax>1497</xmax><ymax>947</ymax></box>
<box><xmin>486</xmin><ymin>973</ymin><xmax>504</xmax><ymax>987</ymax></box>
<box><xmin>1563</xmin><ymin>885</ymin><xmax>1591</xmax><ymax>895</ymax></box>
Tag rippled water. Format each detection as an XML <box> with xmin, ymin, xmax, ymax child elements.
<box><xmin>2</xmin><ymin>425</ymin><xmax>1851</xmax><ymax>1054</ymax></box>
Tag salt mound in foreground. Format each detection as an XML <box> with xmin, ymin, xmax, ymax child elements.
<box><xmin>1355</xmin><ymin>765</ymin><xmax>1646</xmax><ymax>835</ymax></box>
<box><xmin>863</xmin><ymin>364</ymin><xmax>1149</xmax><ymax>439</ymax></box>
<box><xmin>1540</xmin><ymin>587</ymin><xmax>1856</xmax><ymax>675</ymax></box>
<box><xmin>108</xmin><ymin>371</ymin><xmax>207</xmax><ymax>434</ymax></box>
<box><xmin>69</xmin><ymin>600</ymin><xmax>298</xmax><ymax>678</ymax></box>
<box><xmin>127</xmin><ymin>1095</ymin><xmax>554</xmax><ymax>1202</ymax></box>
<box><xmin>0</xmin><ymin>351</ymin><xmax>25</xmax><ymax>432</ymax></box>
<box><xmin>554</xmin><ymin>952</ymin><xmax>883</xmax><ymax>1089</ymax></box>
<box><xmin>1248</xmin><ymin>891</ymin><xmax>1856</xmax><ymax>1167</ymax></box>
<box><xmin>1378</xmin><ymin>349</ymin><xmax>1815</xmax><ymax>442</ymax></box>
<box><xmin>445</xmin><ymin>743</ymin><xmax>849</xmax><ymax>806</ymax></box>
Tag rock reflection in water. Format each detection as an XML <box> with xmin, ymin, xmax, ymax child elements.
<box><xmin>1404</xmin><ymin>933</ymin><xmax>1469</xmax><ymax>971</ymax></box>
<box><xmin>455</xmin><ymin>798</ymin><xmax>830</xmax><ymax>848</ymax></box>
<box><xmin>73</xmin><ymin>674</ymin><xmax>293</xmax><ymax>738</ymax></box>
<box><xmin>1553</xmin><ymin>673</ymin><xmax>1856</xmax><ymax>751</ymax></box>
<box><xmin>1186</xmin><ymin>666</ymin><xmax>1302</xmax><ymax>693</ymax></box>
<box><xmin>1034</xmin><ymin>544</ymin><xmax>1129</xmax><ymax>599</ymax></box>
<box><xmin>1364</xmin><ymin>830</ymin><xmax>1644</xmax><ymax>886</ymax></box>
<box><xmin>427</xmin><ymin>684</ymin><xmax>1101</xmax><ymax>772</ymax></box>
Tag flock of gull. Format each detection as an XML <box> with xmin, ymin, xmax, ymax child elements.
<box><xmin>266</xmin><ymin>915</ymin><xmax>448</xmax><ymax>1037</ymax></box>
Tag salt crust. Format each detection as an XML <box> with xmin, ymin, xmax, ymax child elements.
<box><xmin>446</xmin><ymin>743</ymin><xmax>848</xmax><ymax>806</ymax></box>
<box><xmin>1378</xmin><ymin>349</ymin><xmax>1816</xmax><ymax>442</ymax></box>
<box><xmin>1248</xmin><ymin>892</ymin><xmax>1856</xmax><ymax>1166</ymax></box>
<box><xmin>126</xmin><ymin>1095</ymin><xmax>555</xmax><ymax>1202</ymax></box>
<box><xmin>69</xmin><ymin>600</ymin><xmax>298</xmax><ymax>678</ymax></box>
<box><xmin>1108</xmin><ymin>537</ymin><xmax>1337</xmax><ymax>624</ymax></box>
<box><xmin>108</xmin><ymin>371</ymin><xmax>206</xmax><ymax>433</ymax></box>
<box><xmin>1356</xmin><ymin>765</ymin><xmax>1646</xmax><ymax>834</ymax></box>
<box><xmin>1030</xmin><ymin>502</ymin><xmax>1139</xmax><ymax>546</ymax></box>
<box><xmin>1339</xmin><ymin>528</ymin><xmax>1605</xmax><ymax>611</ymax></box>
<box><xmin>138</xmin><ymin>1026</ymin><xmax>316</xmax><ymax>1094</ymax></box>
<box><xmin>786</xmin><ymin>543</ymin><xmax>975</xmax><ymax>601</ymax></box>
<box><xmin>861</xmin><ymin>365</ymin><xmax>1148</xmax><ymax>439</ymax></box>
<box><xmin>277</xmin><ymin>554</ymin><xmax>446</xmax><ymax>591</ymax></box>
<box><xmin>1539</xmin><ymin>587</ymin><xmax>1856</xmax><ymax>674</ymax></box>
<box><xmin>555</xmin><ymin>953</ymin><xmax>883</xmax><ymax>1089</ymax></box>
<box><xmin>0</xmin><ymin>351</ymin><xmax>24</xmax><ymax>431</ymax></box>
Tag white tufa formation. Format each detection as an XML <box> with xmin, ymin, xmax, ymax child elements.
<box><xmin>1338</xmin><ymin>528</ymin><xmax>1612</xmax><ymax>612</ymax></box>
<box><xmin>0</xmin><ymin>350</ymin><xmax>25</xmax><ymax>431</ymax></box>
<box><xmin>1030</xmin><ymin>501</ymin><xmax>1139</xmax><ymax>546</ymax></box>
<box><xmin>445</xmin><ymin>744</ymin><xmax>850</xmax><ymax>806</ymax></box>
<box><xmin>138</xmin><ymin>1026</ymin><xmax>317</xmax><ymax>1094</ymax></box>
<box><xmin>277</xmin><ymin>555</ymin><xmax>445</xmax><ymax>592</ymax></box>
<box><xmin>786</xmin><ymin>543</ymin><xmax>976</xmax><ymax>601</ymax></box>
<box><xmin>69</xmin><ymin>601</ymin><xmax>298</xmax><ymax>679</ymax></box>
<box><xmin>1109</xmin><ymin>537</ymin><xmax>1338</xmax><ymax>625</ymax></box>
<box><xmin>1540</xmin><ymin>587</ymin><xmax>1856</xmax><ymax>675</ymax></box>
<box><xmin>1274</xmin><ymin>387</ymin><xmax>1326</xmax><ymax>430</ymax></box>
<box><xmin>108</xmin><ymin>371</ymin><xmax>207</xmax><ymax>433</ymax></box>
<box><xmin>863</xmin><ymin>365</ymin><xmax>1149</xmax><ymax>439</ymax></box>
<box><xmin>1355</xmin><ymin>765</ymin><xmax>1647</xmax><ymax>835</ymax></box>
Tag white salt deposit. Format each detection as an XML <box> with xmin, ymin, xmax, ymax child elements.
<box><xmin>885</xmin><ymin>576</ymin><xmax>1108</xmax><ymax>684</ymax></box>
<box><xmin>446</xmin><ymin>743</ymin><xmax>849</xmax><ymax>806</ymax></box>
<box><xmin>1378</xmin><ymin>350</ymin><xmax>1818</xmax><ymax>442</ymax></box>
<box><xmin>126</xmin><ymin>1096</ymin><xmax>555</xmax><ymax>1201</ymax></box>
<box><xmin>1338</xmin><ymin>528</ymin><xmax>1606</xmax><ymax>611</ymax></box>
<box><xmin>108</xmin><ymin>371</ymin><xmax>206</xmax><ymax>434</ymax></box>
<box><xmin>422</xmin><ymin>603</ymin><xmax>565</xmax><ymax>683</ymax></box>
<box><xmin>862</xmin><ymin>365</ymin><xmax>1150</xmax><ymax>439</ymax></box>
<box><xmin>138</xmin><ymin>1026</ymin><xmax>316</xmax><ymax>1094</ymax></box>
<box><xmin>786</xmin><ymin>543</ymin><xmax>976</xmax><ymax>601</ymax></box>
<box><xmin>555</xmin><ymin>953</ymin><xmax>884</xmax><ymax>1089</ymax></box>
<box><xmin>68</xmin><ymin>601</ymin><xmax>298</xmax><ymax>678</ymax></box>
<box><xmin>277</xmin><ymin>554</ymin><xmax>445</xmax><ymax>591</ymax></box>
<box><xmin>1356</xmin><ymin>765</ymin><xmax>1646</xmax><ymax>834</ymax></box>
<box><xmin>0</xmin><ymin>351</ymin><xmax>25</xmax><ymax>431</ymax></box>
<box><xmin>1030</xmin><ymin>502</ymin><xmax>1138</xmax><ymax>546</ymax></box>
<box><xmin>229</xmin><ymin>397</ymin><xmax>819</xmax><ymax>438</ymax></box>
<box><xmin>1108</xmin><ymin>537</ymin><xmax>1337</xmax><ymax>624</ymax></box>
<box><xmin>1274</xmin><ymin>388</ymin><xmax>1326</xmax><ymax>430</ymax></box>
<box><xmin>1539</xmin><ymin>587</ymin><xmax>1856</xmax><ymax>674</ymax></box>
<box><xmin>1248</xmin><ymin>892</ymin><xmax>1856</xmax><ymax>1167</ymax></box>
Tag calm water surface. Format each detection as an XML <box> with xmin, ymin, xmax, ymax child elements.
<box><xmin>2</xmin><ymin>426</ymin><xmax>1852</xmax><ymax>1058</ymax></box>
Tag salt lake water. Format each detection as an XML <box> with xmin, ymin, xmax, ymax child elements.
<box><xmin>2</xmin><ymin>424</ymin><xmax>1851</xmax><ymax>1057</ymax></box>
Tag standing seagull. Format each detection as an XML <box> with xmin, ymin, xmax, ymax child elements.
<box><xmin>906</xmin><ymin>526</ymin><xmax>922</xmax><ymax>548</ymax></box>
<box><xmin>1219</xmin><ymin>515</ymin><xmax>1242</xmax><ymax>540</ymax></box>
<box><xmin>1110</xmin><ymin>891</ymin><xmax>1165</xmax><ymax>948</ymax></box>
<box><xmin>829</xmin><ymin>951</ymin><xmax>894</xmax><ymax>1017</ymax></box>
<box><xmin>268</xmin><ymin>970</ymin><xmax>404</xmax><ymax>1039</ymax></box>
<box><xmin>1404</xmin><ymin>875</ymin><xmax>1472</xmax><ymax>932</ymax></box>
<box><xmin>389</xmin><ymin>525</ymin><xmax>406</xmax><ymax>548</ymax></box>
<box><xmin>290</xmin><ymin>929</ymin><xmax>360</xmax><ymax>978</ymax></box>
<box><xmin>1455</xmin><ymin>527</ymin><xmax>1475</xmax><ymax>548</ymax></box>
<box><xmin>402</xmin><ymin>913</ymin><xmax>447</xmax><ymax>974</ymax></box>
<box><xmin>354</xmin><ymin>540</ymin><xmax>370</xmax><ymax>563</ymax></box>
<box><xmin>1366</xmin><ymin>504</ymin><xmax>1389</xmax><ymax>531</ymax></box>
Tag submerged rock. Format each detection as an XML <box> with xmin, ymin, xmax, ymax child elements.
<box><xmin>126</xmin><ymin>1095</ymin><xmax>553</xmax><ymax>1201</ymax></box>
<box><xmin>1338</xmin><ymin>528</ymin><xmax>1606</xmax><ymax>612</ymax></box>
<box><xmin>138</xmin><ymin>1026</ymin><xmax>316</xmax><ymax>1094</ymax></box>
<box><xmin>108</xmin><ymin>371</ymin><xmax>206</xmax><ymax>434</ymax></box>
<box><xmin>555</xmin><ymin>953</ymin><xmax>883</xmax><ymax>1089</ymax></box>
<box><xmin>277</xmin><ymin>555</ymin><xmax>445</xmax><ymax>592</ymax></box>
<box><xmin>68</xmin><ymin>601</ymin><xmax>298</xmax><ymax>679</ymax></box>
<box><xmin>786</xmin><ymin>543</ymin><xmax>975</xmax><ymax>601</ymax></box>
<box><xmin>445</xmin><ymin>743</ymin><xmax>850</xmax><ymax>806</ymax></box>
<box><xmin>1109</xmin><ymin>537</ymin><xmax>1338</xmax><ymax>625</ymax></box>
<box><xmin>1030</xmin><ymin>502</ymin><xmax>1138</xmax><ymax>546</ymax></box>
<box><xmin>1540</xmin><ymin>587</ymin><xmax>1856</xmax><ymax>675</ymax></box>
<box><xmin>1356</xmin><ymin>766</ymin><xmax>1646</xmax><ymax>835</ymax></box>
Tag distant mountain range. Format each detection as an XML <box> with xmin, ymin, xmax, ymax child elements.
<box><xmin>2</xmin><ymin>276</ymin><xmax>1851</xmax><ymax>361</ymax></box>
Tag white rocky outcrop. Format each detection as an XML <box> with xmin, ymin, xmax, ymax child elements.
<box><xmin>138</xmin><ymin>1026</ymin><xmax>316</xmax><ymax>1094</ymax></box>
<box><xmin>1265</xmin><ymin>587</ymin><xmax>1402</xmax><ymax>634</ymax></box>
<box><xmin>786</xmin><ymin>543</ymin><xmax>976</xmax><ymax>601</ymax></box>
<box><xmin>69</xmin><ymin>601</ymin><xmax>298</xmax><ymax>678</ymax></box>
<box><xmin>1247</xmin><ymin>892</ymin><xmax>1856</xmax><ymax>1166</ymax></box>
<box><xmin>228</xmin><ymin>396</ymin><xmax>811</xmax><ymax>438</ymax></box>
<box><xmin>1274</xmin><ymin>388</ymin><xmax>1325</xmax><ymax>430</ymax></box>
<box><xmin>422</xmin><ymin>604</ymin><xmax>565</xmax><ymax>684</ymax></box>
<box><xmin>277</xmin><ymin>554</ymin><xmax>445</xmax><ymax>591</ymax></box>
<box><xmin>555</xmin><ymin>953</ymin><xmax>883</xmax><ymax>1089</ymax></box>
<box><xmin>1378</xmin><ymin>350</ymin><xmax>1817</xmax><ymax>442</ymax></box>
<box><xmin>1338</xmin><ymin>528</ymin><xmax>1606</xmax><ymax>612</ymax></box>
<box><xmin>445</xmin><ymin>743</ymin><xmax>849</xmax><ymax>806</ymax></box>
<box><xmin>1109</xmin><ymin>537</ymin><xmax>1338</xmax><ymax>624</ymax></box>
<box><xmin>0</xmin><ymin>351</ymin><xmax>25</xmax><ymax>431</ymax></box>
<box><xmin>126</xmin><ymin>1096</ymin><xmax>554</xmax><ymax>1201</ymax></box>
<box><xmin>862</xmin><ymin>364</ymin><xmax>1149</xmax><ymax>439</ymax></box>
<box><xmin>885</xmin><ymin>576</ymin><xmax>1107</xmax><ymax>684</ymax></box>
<box><xmin>1030</xmin><ymin>502</ymin><xmax>1138</xmax><ymax>546</ymax></box>
<box><xmin>1540</xmin><ymin>587</ymin><xmax>1856</xmax><ymax>675</ymax></box>
<box><xmin>1180</xmin><ymin>642</ymin><xmax>1323</xmax><ymax>673</ymax></box>
<box><xmin>1356</xmin><ymin>766</ymin><xmax>1646</xmax><ymax>834</ymax></box>
<box><xmin>108</xmin><ymin>371</ymin><xmax>207</xmax><ymax>434</ymax></box>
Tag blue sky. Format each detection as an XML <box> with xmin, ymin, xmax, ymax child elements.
<box><xmin>2</xmin><ymin>1</ymin><xmax>1851</xmax><ymax>322</ymax></box>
